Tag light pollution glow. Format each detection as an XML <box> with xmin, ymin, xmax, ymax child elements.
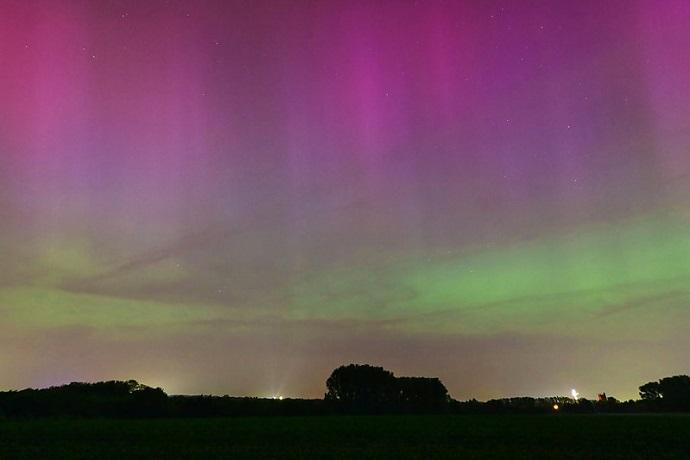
<box><xmin>1</xmin><ymin>0</ymin><xmax>689</xmax><ymax>400</ymax></box>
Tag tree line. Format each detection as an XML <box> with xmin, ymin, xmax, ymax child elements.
<box><xmin>0</xmin><ymin>365</ymin><xmax>688</xmax><ymax>418</ymax></box>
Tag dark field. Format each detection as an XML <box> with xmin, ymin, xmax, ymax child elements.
<box><xmin>1</xmin><ymin>415</ymin><xmax>689</xmax><ymax>459</ymax></box>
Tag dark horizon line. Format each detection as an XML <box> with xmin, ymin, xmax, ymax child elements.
<box><xmin>0</xmin><ymin>378</ymin><xmax>642</xmax><ymax>403</ymax></box>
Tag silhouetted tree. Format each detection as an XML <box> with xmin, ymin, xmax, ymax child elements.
<box><xmin>397</xmin><ymin>377</ymin><xmax>450</xmax><ymax>411</ymax></box>
<box><xmin>639</xmin><ymin>381</ymin><xmax>662</xmax><ymax>401</ymax></box>
<box><xmin>129</xmin><ymin>386</ymin><xmax>168</xmax><ymax>417</ymax></box>
<box><xmin>325</xmin><ymin>364</ymin><xmax>397</xmax><ymax>411</ymax></box>
<box><xmin>640</xmin><ymin>375</ymin><xmax>690</xmax><ymax>410</ymax></box>
<box><xmin>0</xmin><ymin>380</ymin><xmax>169</xmax><ymax>418</ymax></box>
<box><xmin>325</xmin><ymin>364</ymin><xmax>453</xmax><ymax>413</ymax></box>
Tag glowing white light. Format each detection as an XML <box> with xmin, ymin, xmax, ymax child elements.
<box><xmin>553</xmin><ymin>404</ymin><xmax>559</xmax><ymax>410</ymax></box>
<box><xmin>571</xmin><ymin>389</ymin><xmax>579</xmax><ymax>400</ymax></box>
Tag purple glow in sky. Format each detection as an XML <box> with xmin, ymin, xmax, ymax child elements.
<box><xmin>1</xmin><ymin>0</ymin><xmax>690</xmax><ymax>400</ymax></box>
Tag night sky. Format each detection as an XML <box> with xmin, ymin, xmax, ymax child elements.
<box><xmin>2</xmin><ymin>0</ymin><xmax>690</xmax><ymax>400</ymax></box>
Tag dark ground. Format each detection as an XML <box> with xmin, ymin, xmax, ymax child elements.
<box><xmin>1</xmin><ymin>414</ymin><xmax>689</xmax><ymax>459</ymax></box>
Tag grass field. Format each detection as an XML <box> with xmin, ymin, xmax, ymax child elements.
<box><xmin>1</xmin><ymin>414</ymin><xmax>689</xmax><ymax>459</ymax></box>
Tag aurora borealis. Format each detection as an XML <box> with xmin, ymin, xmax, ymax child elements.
<box><xmin>1</xmin><ymin>0</ymin><xmax>690</xmax><ymax>400</ymax></box>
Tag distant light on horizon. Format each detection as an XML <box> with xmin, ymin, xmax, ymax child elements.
<box><xmin>571</xmin><ymin>389</ymin><xmax>579</xmax><ymax>400</ymax></box>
